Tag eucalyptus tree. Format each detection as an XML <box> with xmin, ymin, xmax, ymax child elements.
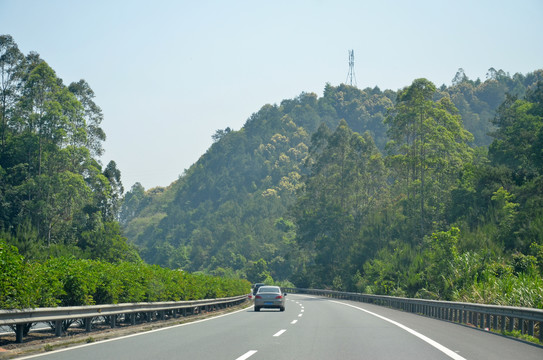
<box><xmin>385</xmin><ymin>79</ymin><xmax>473</xmax><ymax>239</ymax></box>
<box><xmin>0</xmin><ymin>35</ymin><xmax>24</xmax><ymax>154</ymax></box>
<box><xmin>68</xmin><ymin>80</ymin><xmax>106</xmax><ymax>157</ymax></box>
<box><xmin>0</xmin><ymin>36</ymin><xmax>126</xmax><ymax>254</ymax></box>
<box><xmin>295</xmin><ymin>120</ymin><xmax>387</xmax><ymax>286</ymax></box>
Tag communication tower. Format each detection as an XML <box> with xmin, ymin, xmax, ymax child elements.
<box><xmin>346</xmin><ymin>50</ymin><xmax>357</xmax><ymax>87</ymax></box>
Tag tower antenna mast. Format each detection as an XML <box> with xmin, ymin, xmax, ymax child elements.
<box><xmin>346</xmin><ymin>50</ymin><xmax>357</xmax><ymax>87</ymax></box>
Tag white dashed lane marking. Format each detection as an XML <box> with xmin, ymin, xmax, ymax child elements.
<box><xmin>236</xmin><ymin>350</ymin><xmax>257</xmax><ymax>360</ymax></box>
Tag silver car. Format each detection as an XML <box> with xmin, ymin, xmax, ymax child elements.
<box><xmin>254</xmin><ymin>286</ymin><xmax>286</xmax><ymax>312</ymax></box>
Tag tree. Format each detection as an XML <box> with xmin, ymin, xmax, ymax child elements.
<box><xmin>0</xmin><ymin>35</ymin><xmax>24</xmax><ymax>154</ymax></box>
<box><xmin>19</xmin><ymin>60</ymin><xmax>64</xmax><ymax>176</ymax></box>
<box><xmin>119</xmin><ymin>182</ymin><xmax>146</xmax><ymax>225</ymax></box>
<box><xmin>103</xmin><ymin>160</ymin><xmax>124</xmax><ymax>221</ymax></box>
<box><xmin>246</xmin><ymin>258</ymin><xmax>272</xmax><ymax>284</ymax></box>
<box><xmin>0</xmin><ymin>36</ymin><xmax>131</xmax><ymax>262</ymax></box>
<box><xmin>68</xmin><ymin>80</ymin><xmax>106</xmax><ymax>157</ymax></box>
<box><xmin>489</xmin><ymin>84</ymin><xmax>543</xmax><ymax>180</ymax></box>
<box><xmin>386</xmin><ymin>79</ymin><xmax>473</xmax><ymax>239</ymax></box>
<box><xmin>294</xmin><ymin>120</ymin><xmax>387</xmax><ymax>286</ymax></box>
<box><xmin>452</xmin><ymin>68</ymin><xmax>468</xmax><ymax>86</ymax></box>
<box><xmin>212</xmin><ymin>127</ymin><xmax>231</xmax><ymax>143</ymax></box>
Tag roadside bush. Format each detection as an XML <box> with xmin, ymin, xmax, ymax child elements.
<box><xmin>0</xmin><ymin>240</ymin><xmax>31</xmax><ymax>308</ymax></box>
<box><xmin>1</xmin><ymin>249</ymin><xmax>251</xmax><ymax>309</ymax></box>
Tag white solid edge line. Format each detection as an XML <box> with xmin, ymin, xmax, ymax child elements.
<box><xmin>16</xmin><ymin>307</ymin><xmax>250</xmax><ymax>360</ymax></box>
<box><xmin>330</xmin><ymin>300</ymin><xmax>466</xmax><ymax>360</ymax></box>
<box><xmin>236</xmin><ymin>350</ymin><xmax>258</xmax><ymax>360</ymax></box>
<box><xmin>273</xmin><ymin>329</ymin><xmax>287</xmax><ymax>337</ymax></box>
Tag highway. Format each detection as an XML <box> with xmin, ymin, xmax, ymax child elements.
<box><xmin>16</xmin><ymin>294</ymin><xmax>543</xmax><ymax>360</ymax></box>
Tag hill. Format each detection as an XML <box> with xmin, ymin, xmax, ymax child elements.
<box><xmin>121</xmin><ymin>70</ymin><xmax>543</xmax><ymax>302</ymax></box>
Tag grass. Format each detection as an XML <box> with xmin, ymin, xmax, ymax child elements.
<box><xmin>502</xmin><ymin>330</ymin><xmax>541</xmax><ymax>345</ymax></box>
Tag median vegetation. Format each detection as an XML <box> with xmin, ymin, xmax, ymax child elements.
<box><xmin>0</xmin><ymin>240</ymin><xmax>250</xmax><ymax>309</ymax></box>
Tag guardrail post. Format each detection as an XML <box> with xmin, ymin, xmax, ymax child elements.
<box><xmin>55</xmin><ymin>320</ymin><xmax>63</xmax><ymax>337</ymax></box>
<box><xmin>527</xmin><ymin>320</ymin><xmax>534</xmax><ymax>337</ymax></box>
<box><xmin>15</xmin><ymin>323</ymin><xmax>24</xmax><ymax>343</ymax></box>
<box><xmin>84</xmin><ymin>317</ymin><xmax>92</xmax><ymax>332</ymax></box>
<box><xmin>110</xmin><ymin>315</ymin><xmax>116</xmax><ymax>328</ymax></box>
<box><xmin>508</xmin><ymin>316</ymin><xmax>514</xmax><ymax>332</ymax></box>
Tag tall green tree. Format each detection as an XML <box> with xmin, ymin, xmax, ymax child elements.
<box><xmin>489</xmin><ymin>84</ymin><xmax>543</xmax><ymax>180</ymax></box>
<box><xmin>0</xmin><ymin>35</ymin><xmax>132</xmax><ymax>261</ymax></box>
<box><xmin>68</xmin><ymin>79</ymin><xmax>106</xmax><ymax>157</ymax></box>
<box><xmin>385</xmin><ymin>79</ymin><xmax>473</xmax><ymax>239</ymax></box>
<box><xmin>0</xmin><ymin>35</ymin><xmax>24</xmax><ymax>155</ymax></box>
<box><xmin>294</xmin><ymin>120</ymin><xmax>387</xmax><ymax>286</ymax></box>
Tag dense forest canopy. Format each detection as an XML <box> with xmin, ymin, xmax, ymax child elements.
<box><xmin>121</xmin><ymin>64</ymin><xmax>543</xmax><ymax>307</ymax></box>
<box><xmin>2</xmin><ymin>34</ymin><xmax>542</xmax><ymax>309</ymax></box>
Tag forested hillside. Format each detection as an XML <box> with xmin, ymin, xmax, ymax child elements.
<box><xmin>0</xmin><ymin>35</ymin><xmax>138</xmax><ymax>262</ymax></box>
<box><xmin>4</xmin><ymin>31</ymin><xmax>539</xmax><ymax>309</ymax></box>
<box><xmin>122</xmin><ymin>67</ymin><xmax>543</xmax><ymax>307</ymax></box>
<box><xmin>0</xmin><ymin>35</ymin><xmax>250</xmax><ymax>310</ymax></box>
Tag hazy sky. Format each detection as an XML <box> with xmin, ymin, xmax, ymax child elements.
<box><xmin>1</xmin><ymin>0</ymin><xmax>542</xmax><ymax>190</ymax></box>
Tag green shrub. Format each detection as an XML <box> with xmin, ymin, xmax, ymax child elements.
<box><xmin>2</xmin><ymin>243</ymin><xmax>251</xmax><ymax>309</ymax></box>
<box><xmin>0</xmin><ymin>240</ymin><xmax>31</xmax><ymax>308</ymax></box>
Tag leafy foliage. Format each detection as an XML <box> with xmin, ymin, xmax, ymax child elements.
<box><xmin>4</xmin><ymin>35</ymin><xmax>543</xmax><ymax>309</ymax></box>
<box><xmin>0</xmin><ymin>35</ymin><xmax>138</xmax><ymax>262</ymax></box>
<box><xmin>0</xmin><ymin>239</ymin><xmax>250</xmax><ymax>309</ymax></box>
<box><xmin>123</xmin><ymin>71</ymin><xmax>543</xmax><ymax>308</ymax></box>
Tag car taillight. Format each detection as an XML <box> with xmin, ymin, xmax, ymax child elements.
<box><xmin>275</xmin><ymin>295</ymin><xmax>283</xmax><ymax>299</ymax></box>
<box><xmin>255</xmin><ymin>295</ymin><xmax>262</xmax><ymax>299</ymax></box>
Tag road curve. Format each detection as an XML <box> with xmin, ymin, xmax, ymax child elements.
<box><xmin>15</xmin><ymin>294</ymin><xmax>543</xmax><ymax>360</ymax></box>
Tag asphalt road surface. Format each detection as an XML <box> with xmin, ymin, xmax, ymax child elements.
<box><xmin>16</xmin><ymin>294</ymin><xmax>543</xmax><ymax>360</ymax></box>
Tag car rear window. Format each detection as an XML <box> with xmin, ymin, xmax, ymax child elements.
<box><xmin>258</xmin><ymin>287</ymin><xmax>280</xmax><ymax>293</ymax></box>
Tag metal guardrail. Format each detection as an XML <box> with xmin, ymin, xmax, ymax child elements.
<box><xmin>0</xmin><ymin>294</ymin><xmax>249</xmax><ymax>343</ymax></box>
<box><xmin>284</xmin><ymin>288</ymin><xmax>543</xmax><ymax>343</ymax></box>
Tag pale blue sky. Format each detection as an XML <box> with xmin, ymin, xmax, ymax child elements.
<box><xmin>1</xmin><ymin>0</ymin><xmax>542</xmax><ymax>189</ymax></box>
